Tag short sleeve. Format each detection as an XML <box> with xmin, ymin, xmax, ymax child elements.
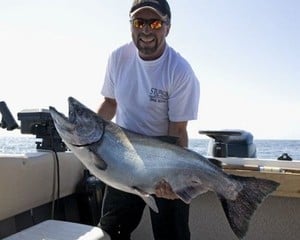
<box><xmin>101</xmin><ymin>54</ymin><xmax>115</xmax><ymax>99</ymax></box>
<box><xmin>168</xmin><ymin>70</ymin><xmax>200</xmax><ymax>122</ymax></box>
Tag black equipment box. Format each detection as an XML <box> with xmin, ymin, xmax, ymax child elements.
<box><xmin>17</xmin><ymin>109</ymin><xmax>67</xmax><ymax>152</ymax></box>
<box><xmin>199</xmin><ymin>130</ymin><xmax>257</xmax><ymax>158</ymax></box>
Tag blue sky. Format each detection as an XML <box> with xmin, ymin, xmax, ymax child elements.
<box><xmin>0</xmin><ymin>0</ymin><xmax>299</xmax><ymax>139</ymax></box>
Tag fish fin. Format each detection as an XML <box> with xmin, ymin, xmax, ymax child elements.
<box><xmin>208</xmin><ymin>158</ymin><xmax>223</xmax><ymax>168</ymax></box>
<box><xmin>141</xmin><ymin>195</ymin><xmax>159</xmax><ymax>213</ymax></box>
<box><xmin>167</xmin><ymin>177</ymin><xmax>209</xmax><ymax>204</ymax></box>
<box><xmin>88</xmin><ymin>146</ymin><xmax>107</xmax><ymax>170</ymax></box>
<box><xmin>218</xmin><ymin>175</ymin><xmax>279</xmax><ymax>239</ymax></box>
<box><xmin>174</xmin><ymin>185</ymin><xmax>209</xmax><ymax>204</ymax></box>
<box><xmin>155</xmin><ymin>136</ymin><xmax>179</xmax><ymax>145</ymax></box>
<box><xmin>133</xmin><ymin>187</ymin><xmax>159</xmax><ymax>213</ymax></box>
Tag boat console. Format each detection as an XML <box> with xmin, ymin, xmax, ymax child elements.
<box><xmin>199</xmin><ymin>130</ymin><xmax>257</xmax><ymax>158</ymax></box>
<box><xmin>17</xmin><ymin>109</ymin><xmax>67</xmax><ymax>152</ymax></box>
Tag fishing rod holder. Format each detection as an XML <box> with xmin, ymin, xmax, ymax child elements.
<box><xmin>199</xmin><ymin>130</ymin><xmax>257</xmax><ymax>158</ymax></box>
<box><xmin>17</xmin><ymin>109</ymin><xmax>67</xmax><ymax>152</ymax></box>
<box><xmin>0</xmin><ymin>101</ymin><xmax>19</xmax><ymax>131</ymax></box>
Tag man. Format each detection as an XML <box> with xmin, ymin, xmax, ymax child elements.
<box><xmin>97</xmin><ymin>0</ymin><xmax>200</xmax><ymax>239</ymax></box>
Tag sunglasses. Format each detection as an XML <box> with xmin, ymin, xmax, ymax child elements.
<box><xmin>130</xmin><ymin>18</ymin><xmax>166</xmax><ymax>30</ymax></box>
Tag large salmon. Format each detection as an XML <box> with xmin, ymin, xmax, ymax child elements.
<box><xmin>49</xmin><ymin>97</ymin><xmax>279</xmax><ymax>239</ymax></box>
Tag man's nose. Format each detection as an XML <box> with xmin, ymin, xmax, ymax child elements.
<box><xmin>142</xmin><ymin>24</ymin><xmax>152</xmax><ymax>34</ymax></box>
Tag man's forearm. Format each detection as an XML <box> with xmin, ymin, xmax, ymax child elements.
<box><xmin>168</xmin><ymin>121</ymin><xmax>188</xmax><ymax>147</ymax></box>
<box><xmin>97</xmin><ymin>97</ymin><xmax>117</xmax><ymax>121</ymax></box>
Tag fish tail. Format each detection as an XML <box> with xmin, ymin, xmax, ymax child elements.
<box><xmin>218</xmin><ymin>175</ymin><xmax>279</xmax><ymax>239</ymax></box>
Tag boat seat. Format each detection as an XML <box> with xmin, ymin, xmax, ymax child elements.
<box><xmin>3</xmin><ymin>220</ymin><xmax>111</xmax><ymax>240</ymax></box>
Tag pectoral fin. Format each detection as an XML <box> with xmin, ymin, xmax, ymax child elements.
<box><xmin>88</xmin><ymin>145</ymin><xmax>107</xmax><ymax>170</ymax></box>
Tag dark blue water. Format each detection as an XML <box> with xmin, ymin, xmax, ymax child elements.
<box><xmin>0</xmin><ymin>136</ymin><xmax>299</xmax><ymax>160</ymax></box>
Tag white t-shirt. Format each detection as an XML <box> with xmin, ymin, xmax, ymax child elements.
<box><xmin>101</xmin><ymin>42</ymin><xmax>200</xmax><ymax>136</ymax></box>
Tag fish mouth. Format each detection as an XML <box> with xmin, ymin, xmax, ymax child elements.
<box><xmin>49</xmin><ymin>105</ymin><xmax>77</xmax><ymax>145</ymax></box>
<box><xmin>49</xmin><ymin>106</ymin><xmax>73</xmax><ymax>131</ymax></box>
<box><xmin>49</xmin><ymin>97</ymin><xmax>105</xmax><ymax>146</ymax></box>
<box><xmin>68</xmin><ymin>97</ymin><xmax>87</xmax><ymax>123</ymax></box>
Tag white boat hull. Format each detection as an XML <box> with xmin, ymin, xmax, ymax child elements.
<box><xmin>0</xmin><ymin>152</ymin><xmax>299</xmax><ymax>239</ymax></box>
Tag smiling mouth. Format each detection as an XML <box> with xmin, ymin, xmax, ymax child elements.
<box><xmin>138</xmin><ymin>33</ymin><xmax>156</xmax><ymax>43</ymax></box>
<box><xmin>140</xmin><ymin>37</ymin><xmax>155</xmax><ymax>44</ymax></box>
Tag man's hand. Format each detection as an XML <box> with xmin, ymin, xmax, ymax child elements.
<box><xmin>155</xmin><ymin>180</ymin><xmax>178</xmax><ymax>200</ymax></box>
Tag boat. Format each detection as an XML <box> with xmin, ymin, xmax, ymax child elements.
<box><xmin>0</xmin><ymin>105</ymin><xmax>299</xmax><ymax>239</ymax></box>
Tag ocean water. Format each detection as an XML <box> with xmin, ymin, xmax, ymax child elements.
<box><xmin>189</xmin><ymin>139</ymin><xmax>300</xmax><ymax>160</ymax></box>
<box><xmin>0</xmin><ymin>136</ymin><xmax>299</xmax><ymax>160</ymax></box>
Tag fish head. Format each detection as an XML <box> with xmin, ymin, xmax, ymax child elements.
<box><xmin>49</xmin><ymin>97</ymin><xmax>105</xmax><ymax>147</ymax></box>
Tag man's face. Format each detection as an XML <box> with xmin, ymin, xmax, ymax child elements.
<box><xmin>131</xmin><ymin>9</ymin><xmax>170</xmax><ymax>60</ymax></box>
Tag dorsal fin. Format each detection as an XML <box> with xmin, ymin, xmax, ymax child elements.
<box><xmin>155</xmin><ymin>136</ymin><xmax>179</xmax><ymax>145</ymax></box>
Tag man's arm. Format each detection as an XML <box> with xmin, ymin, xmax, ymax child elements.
<box><xmin>168</xmin><ymin>121</ymin><xmax>188</xmax><ymax>147</ymax></box>
<box><xmin>97</xmin><ymin>97</ymin><xmax>117</xmax><ymax>120</ymax></box>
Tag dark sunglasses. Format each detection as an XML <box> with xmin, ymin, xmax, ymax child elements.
<box><xmin>130</xmin><ymin>18</ymin><xmax>166</xmax><ymax>30</ymax></box>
